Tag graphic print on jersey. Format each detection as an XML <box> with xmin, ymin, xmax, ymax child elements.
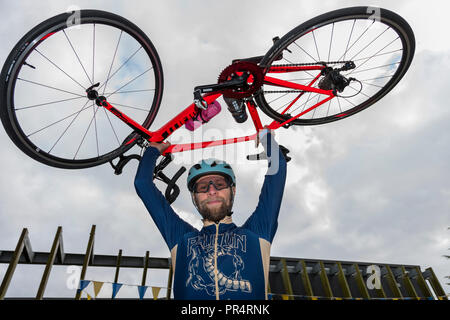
<box><xmin>185</xmin><ymin>231</ymin><xmax>252</xmax><ymax>296</ymax></box>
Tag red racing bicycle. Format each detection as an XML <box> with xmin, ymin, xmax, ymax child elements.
<box><xmin>0</xmin><ymin>7</ymin><xmax>415</xmax><ymax>201</ymax></box>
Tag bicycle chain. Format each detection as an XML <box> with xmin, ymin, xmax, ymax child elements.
<box><xmin>261</xmin><ymin>60</ymin><xmax>353</xmax><ymax>93</ymax></box>
<box><xmin>263</xmin><ymin>90</ymin><xmax>305</xmax><ymax>93</ymax></box>
<box><xmin>260</xmin><ymin>60</ymin><xmax>353</xmax><ymax>68</ymax></box>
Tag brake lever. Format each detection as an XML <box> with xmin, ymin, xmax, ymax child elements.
<box><xmin>155</xmin><ymin>167</ymin><xmax>187</xmax><ymax>204</ymax></box>
<box><xmin>109</xmin><ymin>154</ymin><xmax>142</xmax><ymax>175</ymax></box>
<box><xmin>153</xmin><ymin>154</ymin><xmax>186</xmax><ymax>204</ymax></box>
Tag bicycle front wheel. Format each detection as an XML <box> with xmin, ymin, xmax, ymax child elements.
<box><xmin>255</xmin><ymin>6</ymin><xmax>415</xmax><ymax>125</ymax></box>
<box><xmin>0</xmin><ymin>10</ymin><xmax>163</xmax><ymax>169</ymax></box>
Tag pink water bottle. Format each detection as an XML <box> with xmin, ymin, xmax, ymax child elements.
<box><xmin>185</xmin><ymin>100</ymin><xmax>222</xmax><ymax>131</ymax></box>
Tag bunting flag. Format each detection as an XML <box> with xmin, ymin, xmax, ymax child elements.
<box><xmin>77</xmin><ymin>280</ymin><xmax>167</xmax><ymax>300</ymax></box>
<box><xmin>151</xmin><ymin>286</ymin><xmax>161</xmax><ymax>300</ymax></box>
<box><xmin>112</xmin><ymin>283</ymin><xmax>123</xmax><ymax>299</ymax></box>
<box><xmin>138</xmin><ymin>286</ymin><xmax>148</xmax><ymax>300</ymax></box>
<box><xmin>78</xmin><ymin>280</ymin><xmax>91</xmax><ymax>291</ymax></box>
<box><xmin>93</xmin><ymin>281</ymin><xmax>104</xmax><ymax>298</ymax></box>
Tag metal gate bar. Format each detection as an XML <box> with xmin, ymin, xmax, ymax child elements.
<box><xmin>0</xmin><ymin>226</ymin><xmax>447</xmax><ymax>300</ymax></box>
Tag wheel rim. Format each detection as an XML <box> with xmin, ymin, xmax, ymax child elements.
<box><xmin>5</xmin><ymin>13</ymin><xmax>162</xmax><ymax>167</ymax></box>
<box><xmin>257</xmin><ymin>11</ymin><xmax>413</xmax><ymax>125</ymax></box>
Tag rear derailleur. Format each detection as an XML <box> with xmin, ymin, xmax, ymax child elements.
<box><xmin>318</xmin><ymin>61</ymin><xmax>357</xmax><ymax>94</ymax></box>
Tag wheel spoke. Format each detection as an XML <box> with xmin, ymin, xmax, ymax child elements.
<box><xmin>102</xmin><ymin>108</ymin><xmax>121</xmax><ymax>146</ymax></box>
<box><xmin>16</xmin><ymin>78</ymin><xmax>84</xmax><ymax>97</ymax></box>
<box><xmin>34</xmin><ymin>49</ymin><xmax>86</xmax><ymax>90</ymax></box>
<box><xmin>73</xmin><ymin>104</ymin><xmax>101</xmax><ymax>159</ymax></box>
<box><xmin>97</xmin><ymin>46</ymin><xmax>143</xmax><ymax>94</ymax></box>
<box><xmin>101</xmin><ymin>30</ymin><xmax>123</xmax><ymax>96</ymax></box>
<box><xmin>337</xmin><ymin>20</ymin><xmax>375</xmax><ymax>62</ymax></box>
<box><xmin>342</xmin><ymin>19</ymin><xmax>356</xmax><ymax>61</ymax></box>
<box><xmin>63</xmin><ymin>29</ymin><xmax>93</xmax><ymax>85</ymax></box>
<box><xmin>274</xmin><ymin>96</ymin><xmax>297</xmax><ymax>113</ymax></box>
<box><xmin>286</xmin><ymin>77</ymin><xmax>316</xmax><ymax>82</ymax></box>
<box><xmin>351</xmin><ymin>48</ymin><xmax>403</xmax><ymax>63</ymax></box>
<box><xmin>327</xmin><ymin>23</ymin><xmax>335</xmax><ymax>61</ymax></box>
<box><xmin>346</xmin><ymin>84</ymin><xmax>370</xmax><ymax>98</ymax></box>
<box><xmin>103</xmin><ymin>88</ymin><xmax>155</xmax><ymax>95</ymax></box>
<box><xmin>336</xmin><ymin>96</ymin><xmax>343</xmax><ymax>113</ymax></box>
<box><xmin>360</xmin><ymin>74</ymin><xmax>395</xmax><ymax>82</ymax></box>
<box><xmin>312</xmin><ymin>30</ymin><xmax>321</xmax><ymax>61</ymax></box>
<box><xmin>360</xmin><ymin>80</ymin><xmax>385</xmax><ymax>89</ymax></box>
<box><xmin>311</xmin><ymin>95</ymin><xmax>320</xmax><ymax>118</ymax></box>
<box><xmin>326</xmin><ymin>99</ymin><xmax>332</xmax><ymax>117</ymax></box>
<box><xmin>289</xmin><ymin>92</ymin><xmax>318</xmax><ymax>115</ymax></box>
<box><xmin>15</xmin><ymin>96</ymin><xmax>85</xmax><ymax>111</ymax></box>
<box><xmin>339</xmin><ymin>96</ymin><xmax>357</xmax><ymax>108</ymax></box>
<box><xmin>47</xmin><ymin>100</ymin><xmax>91</xmax><ymax>153</ymax></box>
<box><xmin>348</xmin><ymin>26</ymin><xmax>391</xmax><ymax>61</ymax></box>
<box><xmin>268</xmin><ymin>92</ymin><xmax>289</xmax><ymax>105</ymax></box>
<box><xmin>27</xmin><ymin>100</ymin><xmax>91</xmax><ymax>138</ymax></box>
<box><xmin>349</xmin><ymin>61</ymin><xmax>401</xmax><ymax>75</ymax></box>
<box><xmin>92</xmin><ymin>102</ymin><xmax>99</xmax><ymax>157</ymax></box>
<box><xmin>107</xmin><ymin>100</ymin><xmax>150</xmax><ymax>113</ymax></box>
<box><xmin>106</xmin><ymin>67</ymin><xmax>153</xmax><ymax>98</ymax></box>
<box><xmin>92</xmin><ymin>23</ymin><xmax>96</xmax><ymax>86</ymax></box>
<box><xmin>292</xmin><ymin>41</ymin><xmax>318</xmax><ymax>63</ymax></box>
<box><xmin>347</xmin><ymin>36</ymin><xmax>400</xmax><ymax>76</ymax></box>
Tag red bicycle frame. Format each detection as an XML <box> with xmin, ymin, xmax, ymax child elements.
<box><xmin>98</xmin><ymin>64</ymin><xmax>335</xmax><ymax>155</ymax></box>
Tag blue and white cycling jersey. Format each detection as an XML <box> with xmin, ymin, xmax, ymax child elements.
<box><xmin>134</xmin><ymin>134</ymin><xmax>287</xmax><ymax>300</ymax></box>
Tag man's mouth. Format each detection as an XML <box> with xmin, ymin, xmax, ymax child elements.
<box><xmin>206</xmin><ymin>199</ymin><xmax>222</xmax><ymax>205</ymax></box>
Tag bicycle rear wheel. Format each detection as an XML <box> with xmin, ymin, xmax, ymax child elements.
<box><xmin>255</xmin><ymin>6</ymin><xmax>415</xmax><ymax>125</ymax></box>
<box><xmin>0</xmin><ymin>10</ymin><xmax>163</xmax><ymax>169</ymax></box>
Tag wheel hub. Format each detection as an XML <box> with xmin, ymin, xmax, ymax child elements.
<box><xmin>86</xmin><ymin>82</ymin><xmax>101</xmax><ymax>100</ymax></box>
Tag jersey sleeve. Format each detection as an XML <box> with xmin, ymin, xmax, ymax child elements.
<box><xmin>134</xmin><ymin>147</ymin><xmax>197</xmax><ymax>250</ymax></box>
<box><xmin>242</xmin><ymin>132</ymin><xmax>287</xmax><ymax>243</ymax></box>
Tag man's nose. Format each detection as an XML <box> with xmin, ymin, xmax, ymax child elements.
<box><xmin>206</xmin><ymin>182</ymin><xmax>218</xmax><ymax>194</ymax></box>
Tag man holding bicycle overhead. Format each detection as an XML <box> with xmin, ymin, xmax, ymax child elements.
<box><xmin>134</xmin><ymin>128</ymin><xmax>287</xmax><ymax>300</ymax></box>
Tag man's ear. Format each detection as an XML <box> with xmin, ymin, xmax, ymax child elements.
<box><xmin>232</xmin><ymin>185</ymin><xmax>236</xmax><ymax>196</ymax></box>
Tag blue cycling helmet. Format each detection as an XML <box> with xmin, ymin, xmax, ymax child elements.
<box><xmin>187</xmin><ymin>158</ymin><xmax>236</xmax><ymax>192</ymax></box>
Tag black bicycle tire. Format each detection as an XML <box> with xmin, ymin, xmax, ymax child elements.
<box><xmin>254</xmin><ymin>6</ymin><xmax>415</xmax><ymax>126</ymax></box>
<box><xmin>0</xmin><ymin>9</ymin><xmax>164</xmax><ymax>169</ymax></box>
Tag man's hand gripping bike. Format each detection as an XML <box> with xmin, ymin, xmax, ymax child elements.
<box><xmin>0</xmin><ymin>7</ymin><xmax>415</xmax><ymax>202</ymax></box>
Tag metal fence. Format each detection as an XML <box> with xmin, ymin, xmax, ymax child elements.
<box><xmin>0</xmin><ymin>225</ymin><xmax>447</xmax><ymax>300</ymax></box>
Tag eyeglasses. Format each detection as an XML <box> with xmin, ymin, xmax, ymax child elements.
<box><xmin>193</xmin><ymin>176</ymin><xmax>231</xmax><ymax>193</ymax></box>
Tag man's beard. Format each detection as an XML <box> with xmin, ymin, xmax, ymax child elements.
<box><xmin>196</xmin><ymin>197</ymin><xmax>232</xmax><ymax>223</ymax></box>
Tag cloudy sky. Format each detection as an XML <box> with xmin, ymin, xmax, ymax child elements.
<box><xmin>0</xmin><ymin>0</ymin><xmax>448</xmax><ymax>299</ymax></box>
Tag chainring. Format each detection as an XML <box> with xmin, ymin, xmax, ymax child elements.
<box><xmin>217</xmin><ymin>61</ymin><xmax>264</xmax><ymax>99</ymax></box>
